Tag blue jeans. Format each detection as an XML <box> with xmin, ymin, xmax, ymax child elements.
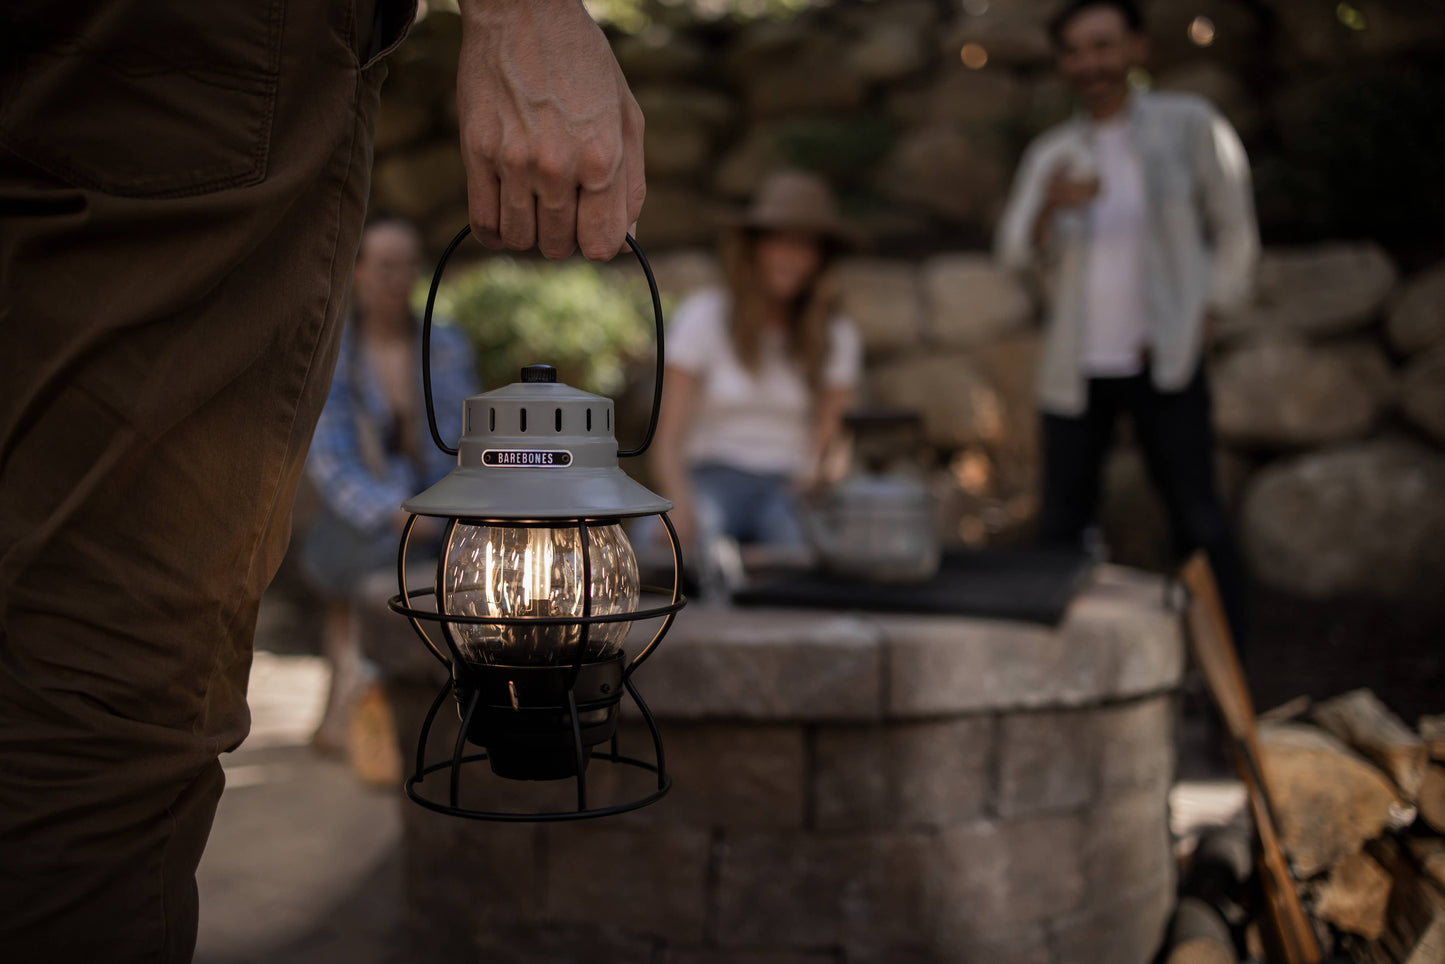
<box><xmin>691</xmin><ymin>463</ymin><xmax>806</xmax><ymax>547</ymax></box>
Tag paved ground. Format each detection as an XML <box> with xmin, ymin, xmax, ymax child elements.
<box><xmin>195</xmin><ymin>652</ymin><xmax>406</xmax><ymax>964</ymax></box>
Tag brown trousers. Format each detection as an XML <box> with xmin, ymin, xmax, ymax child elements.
<box><xmin>0</xmin><ymin>2</ymin><xmax>409</xmax><ymax>959</ymax></box>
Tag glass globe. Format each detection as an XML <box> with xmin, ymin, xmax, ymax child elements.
<box><xmin>440</xmin><ymin>522</ymin><xmax>640</xmax><ymax>666</ymax></box>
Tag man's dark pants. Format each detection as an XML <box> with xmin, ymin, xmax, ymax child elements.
<box><xmin>0</xmin><ymin>1</ymin><xmax>409</xmax><ymax>959</ymax></box>
<box><xmin>1039</xmin><ymin>367</ymin><xmax>1249</xmax><ymax>642</ymax></box>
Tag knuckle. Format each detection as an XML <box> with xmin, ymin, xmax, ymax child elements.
<box><xmin>533</xmin><ymin>149</ymin><xmax>572</xmax><ymax>186</ymax></box>
<box><xmin>498</xmin><ymin>144</ymin><xmax>533</xmax><ymax>175</ymax></box>
<box><xmin>578</xmin><ymin>143</ymin><xmax>621</xmax><ymax>190</ymax></box>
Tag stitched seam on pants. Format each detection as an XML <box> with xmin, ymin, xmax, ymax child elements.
<box><xmin>200</xmin><ymin>68</ymin><xmax>368</xmax><ymax>756</ymax></box>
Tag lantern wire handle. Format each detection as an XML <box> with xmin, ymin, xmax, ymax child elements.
<box><xmin>420</xmin><ymin>225</ymin><xmax>666</xmax><ymax>460</ymax></box>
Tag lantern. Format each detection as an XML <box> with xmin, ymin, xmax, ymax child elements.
<box><xmin>388</xmin><ymin>226</ymin><xmax>685</xmax><ymax>821</ymax></box>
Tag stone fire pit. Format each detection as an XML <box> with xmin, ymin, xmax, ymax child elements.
<box><xmin>376</xmin><ymin>564</ymin><xmax>1183</xmax><ymax>963</ymax></box>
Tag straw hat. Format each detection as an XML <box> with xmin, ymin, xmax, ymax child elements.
<box><xmin>724</xmin><ymin>169</ymin><xmax>859</xmax><ymax>248</ymax></box>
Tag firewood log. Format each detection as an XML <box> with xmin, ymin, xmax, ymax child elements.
<box><xmin>1257</xmin><ymin>723</ymin><xmax>1409</xmax><ymax>877</ymax></box>
<box><xmin>1406</xmin><ymin>837</ymin><xmax>1445</xmax><ymax>892</ymax></box>
<box><xmin>1313</xmin><ymin>850</ymin><xmax>1393</xmax><ymax>941</ymax></box>
<box><xmin>1421</xmin><ymin>765</ymin><xmax>1445</xmax><ymax>835</ymax></box>
<box><xmin>1420</xmin><ymin>715</ymin><xmax>1445</xmax><ymax>763</ymax></box>
<box><xmin>1167</xmin><ymin>897</ymin><xmax>1239</xmax><ymax>964</ymax></box>
<box><xmin>1312</xmin><ymin>690</ymin><xmax>1430</xmax><ymax>800</ymax></box>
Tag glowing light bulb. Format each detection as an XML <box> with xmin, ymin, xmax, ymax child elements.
<box><xmin>441</xmin><ymin>522</ymin><xmax>640</xmax><ymax>666</ymax></box>
<box><xmin>1188</xmin><ymin>16</ymin><xmax>1216</xmax><ymax>47</ymax></box>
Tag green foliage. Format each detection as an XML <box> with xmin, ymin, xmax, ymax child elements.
<box><xmin>585</xmin><ymin>0</ymin><xmax>829</xmax><ymax>34</ymax></box>
<box><xmin>420</xmin><ymin>257</ymin><xmax>665</xmax><ymax>397</ymax></box>
<box><xmin>776</xmin><ymin>115</ymin><xmax>896</xmax><ymax>184</ymax></box>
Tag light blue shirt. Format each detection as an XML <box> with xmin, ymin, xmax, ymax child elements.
<box><xmin>996</xmin><ymin>91</ymin><xmax>1260</xmax><ymax>416</ymax></box>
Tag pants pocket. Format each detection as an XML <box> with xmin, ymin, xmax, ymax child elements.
<box><xmin>0</xmin><ymin>0</ymin><xmax>285</xmax><ymax>198</ymax></box>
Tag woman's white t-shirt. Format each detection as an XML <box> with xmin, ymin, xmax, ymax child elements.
<box><xmin>666</xmin><ymin>288</ymin><xmax>862</xmax><ymax>478</ymax></box>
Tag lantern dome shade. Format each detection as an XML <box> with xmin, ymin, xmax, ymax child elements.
<box><xmin>402</xmin><ymin>372</ymin><xmax>672</xmax><ymax>520</ymax></box>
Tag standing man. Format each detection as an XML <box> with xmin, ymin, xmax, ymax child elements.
<box><xmin>996</xmin><ymin>0</ymin><xmax>1258</xmax><ymax>638</ymax></box>
<box><xmin>0</xmin><ymin>1</ymin><xmax>644</xmax><ymax>960</ymax></box>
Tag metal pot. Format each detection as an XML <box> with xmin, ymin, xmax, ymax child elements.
<box><xmin>802</xmin><ymin>472</ymin><xmax>940</xmax><ymax>583</ymax></box>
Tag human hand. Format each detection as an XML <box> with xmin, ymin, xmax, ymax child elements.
<box><xmin>456</xmin><ymin>0</ymin><xmax>646</xmax><ymax>261</ymax></box>
<box><xmin>1044</xmin><ymin>170</ymin><xmax>1100</xmax><ymax>211</ymax></box>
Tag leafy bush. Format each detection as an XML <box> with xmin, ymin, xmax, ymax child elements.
<box><xmin>419</xmin><ymin>256</ymin><xmax>665</xmax><ymax>397</ymax></box>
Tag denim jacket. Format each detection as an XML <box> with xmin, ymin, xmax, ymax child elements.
<box><xmin>995</xmin><ymin>91</ymin><xmax>1259</xmax><ymax>416</ymax></box>
<box><xmin>305</xmin><ymin>320</ymin><xmax>477</xmax><ymax>532</ymax></box>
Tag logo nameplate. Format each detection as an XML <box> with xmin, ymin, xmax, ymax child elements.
<box><xmin>482</xmin><ymin>449</ymin><xmax>573</xmax><ymax>468</ymax></box>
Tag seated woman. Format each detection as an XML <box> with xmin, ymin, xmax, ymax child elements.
<box><xmin>652</xmin><ymin>169</ymin><xmax>862</xmax><ymax>559</ymax></box>
<box><xmin>300</xmin><ymin>216</ymin><xmax>477</xmax><ymax>762</ymax></box>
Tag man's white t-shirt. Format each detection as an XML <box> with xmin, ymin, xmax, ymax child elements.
<box><xmin>666</xmin><ymin>288</ymin><xmax>862</xmax><ymax>478</ymax></box>
<box><xmin>1081</xmin><ymin>117</ymin><xmax>1151</xmax><ymax>377</ymax></box>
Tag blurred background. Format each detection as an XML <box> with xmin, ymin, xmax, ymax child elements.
<box><xmin>360</xmin><ymin>0</ymin><xmax>1445</xmax><ymax>713</ymax></box>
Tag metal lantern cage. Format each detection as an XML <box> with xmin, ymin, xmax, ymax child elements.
<box><xmin>387</xmin><ymin>226</ymin><xmax>687</xmax><ymax>822</ymax></box>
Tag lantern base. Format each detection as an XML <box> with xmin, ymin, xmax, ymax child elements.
<box><xmin>455</xmin><ymin>656</ymin><xmax>624</xmax><ymax>782</ymax></box>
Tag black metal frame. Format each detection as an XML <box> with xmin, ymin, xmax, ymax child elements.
<box><xmin>387</xmin><ymin>512</ymin><xmax>684</xmax><ymax>821</ymax></box>
<box><xmin>386</xmin><ymin>224</ymin><xmax>685</xmax><ymax>821</ymax></box>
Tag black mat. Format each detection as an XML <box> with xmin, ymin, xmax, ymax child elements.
<box><xmin>732</xmin><ymin>548</ymin><xmax>1095</xmax><ymax>626</ymax></box>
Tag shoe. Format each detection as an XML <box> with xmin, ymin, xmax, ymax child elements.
<box><xmin>347</xmin><ymin>681</ymin><xmax>403</xmax><ymax>788</ymax></box>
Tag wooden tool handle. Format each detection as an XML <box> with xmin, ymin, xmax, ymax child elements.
<box><xmin>1181</xmin><ymin>553</ymin><xmax>1321</xmax><ymax>964</ymax></box>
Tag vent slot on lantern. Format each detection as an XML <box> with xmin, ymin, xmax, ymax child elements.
<box><xmin>555</xmin><ymin>408</ymin><xmax>562</xmax><ymax>432</ymax></box>
<box><xmin>520</xmin><ymin>408</ymin><xmax>527</xmax><ymax>433</ymax></box>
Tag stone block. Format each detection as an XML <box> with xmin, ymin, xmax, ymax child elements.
<box><xmin>846</xmin><ymin>20</ymin><xmax>930</xmax><ymax>83</ymax></box>
<box><xmin>714</xmin><ymin>831</ymin><xmax>934</xmax><ymax>947</ymax></box>
<box><xmin>939</xmin><ymin>8</ymin><xmax>1055</xmax><ymax>66</ymax></box>
<box><xmin>887</xmin><ymin>69</ymin><xmax>1026</xmax><ymax>127</ymax></box>
<box><xmin>996</xmin><ymin>711</ymin><xmax>1096</xmax><ymax>817</ymax></box>
<box><xmin>1046</xmin><ymin>875</ymin><xmax>1173</xmax><ymax>964</ymax></box>
<box><xmin>1211</xmin><ymin>338</ymin><xmax>1390</xmax><ymax>449</ymax></box>
<box><xmin>880</xmin><ymin>574</ymin><xmax>1184</xmax><ymax>717</ymax></box>
<box><xmin>633</xmin><ymin>606</ymin><xmax>885</xmax><ymax>721</ymax></box>
<box><xmin>844</xmin><ymin>925</ymin><xmax>1051</xmax><ymax>964</ymax></box>
<box><xmin>469</xmin><ymin>923</ymin><xmax>660</xmax><ymax>964</ymax></box>
<box><xmin>1241</xmin><ymin>439</ymin><xmax>1445</xmax><ymax>601</ymax></box>
<box><xmin>868</xmin><ymin>353</ymin><xmax>1007</xmax><ymax>449</ymax></box>
<box><xmin>834</xmin><ymin>257</ymin><xmax>926</xmax><ymax>356</ymax></box>
<box><xmin>874</xmin><ymin>125</ymin><xmax>1008</xmax><ymax>227</ymax></box>
<box><xmin>1080</xmin><ymin>786</ymin><xmax>1174</xmax><ymax>896</ymax></box>
<box><xmin>932</xmin><ymin>814</ymin><xmax>1086</xmax><ymax>934</ymax></box>
<box><xmin>812</xmin><ymin>717</ymin><xmax>994</xmax><ymax>831</ymax></box>
<box><xmin>603</xmin><ymin>721</ymin><xmax>807</xmax><ymax>830</ymax></box>
<box><xmin>995</xmin><ymin>698</ymin><xmax>1174</xmax><ymax>818</ymax></box>
<box><xmin>1095</xmin><ymin>697</ymin><xmax>1176</xmax><ymax>799</ymax></box>
<box><xmin>743</xmin><ymin>38</ymin><xmax>867</xmax><ymax>117</ymax></box>
<box><xmin>666</xmin><ymin>952</ymin><xmax>837</xmax><ymax>964</ymax></box>
<box><xmin>1401</xmin><ymin>345</ymin><xmax>1445</xmax><ymax>446</ymax></box>
<box><xmin>1388</xmin><ymin>259</ymin><xmax>1445</xmax><ymax>356</ymax></box>
<box><xmin>1218</xmin><ymin>242</ymin><xmax>1399</xmax><ymax>340</ymax></box>
<box><xmin>541</xmin><ymin>823</ymin><xmax>711</xmax><ymax>942</ymax></box>
<box><xmin>921</xmin><ymin>254</ymin><xmax>1034</xmax><ymax>350</ymax></box>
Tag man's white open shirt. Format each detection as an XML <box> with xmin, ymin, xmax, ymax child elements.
<box><xmin>995</xmin><ymin>91</ymin><xmax>1260</xmax><ymax>417</ymax></box>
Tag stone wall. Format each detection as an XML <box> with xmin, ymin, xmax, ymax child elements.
<box><xmin>374</xmin><ymin>0</ymin><xmax>1445</xmax><ymax>253</ymax></box>
<box><xmin>379</xmin><ymin>566</ymin><xmax>1185</xmax><ymax>963</ymax></box>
